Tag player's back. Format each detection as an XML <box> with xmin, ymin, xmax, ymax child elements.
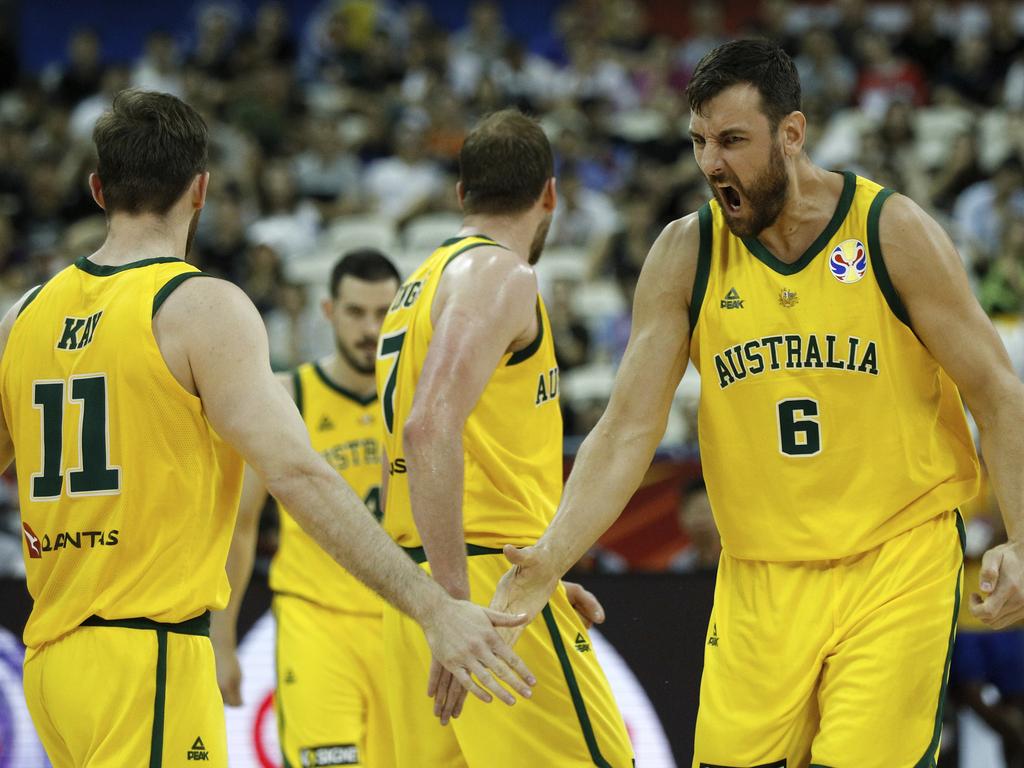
<box><xmin>0</xmin><ymin>256</ymin><xmax>244</xmax><ymax>649</ymax></box>
<box><xmin>376</xmin><ymin>235</ymin><xmax>563</xmax><ymax>550</ymax></box>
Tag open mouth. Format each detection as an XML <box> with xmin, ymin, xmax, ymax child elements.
<box><xmin>719</xmin><ymin>185</ymin><xmax>742</xmax><ymax>214</ymax></box>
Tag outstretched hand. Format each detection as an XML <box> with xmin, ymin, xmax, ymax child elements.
<box><xmin>969</xmin><ymin>540</ymin><xmax>1024</xmax><ymax>629</ymax></box>
<box><xmin>488</xmin><ymin>543</ymin><xmax>562</xmax><ymax>649</ymax></box>
<box><xmin>421</xmin><ymin>596</ymin><xmax>536</xmax><ymax>709</ymax></box>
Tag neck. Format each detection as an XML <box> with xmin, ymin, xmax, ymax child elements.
<box><xmin>90</xmin><ymin>212</ymin><xmax>190</xmax><ymax>265</ymax></box>
<box><xmin>756</xmin><ymin>161</ymin><xmax>842</xmax><ymax>263</ymax></box>
<box><xmin>319</xmin><ymin>353</ymin><xmax>375</xmax><ymax>397</ymax></box>
<box><xmin>459</xmin><ymin>212</ymin><xmax>537</xmax><ymax>264</ymax></box>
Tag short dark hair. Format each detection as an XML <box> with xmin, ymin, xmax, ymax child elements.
<box><xmin>686</xmin><ymin>39</ymin><xmax>801</xmax><ymax>130</ymax></box>
<box><xmin>92</xmin><ymin>89</ymin><xmax>208</xmax><ymax>215</ymax></box>
<box><xmin>330</xmin><ymin>248</ymin><xmax>401</xmax><ymax>297</ymax></box>
<box><xmin>459</xmin><ymin>109</ymin><xmax>554</xmax><ymax>215</ymax></box>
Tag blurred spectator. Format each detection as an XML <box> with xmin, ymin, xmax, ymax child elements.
<box><xmin>953</xmin><ymin>155</ymin><xmax>1024</xmax><ymax>272</ymax></box>
<box><xmin>188</xmin><ymin>3</ymin><xmax>241</xmax><ymax>80</ymax></box>
<box><xmin>363</xmin><ymin>125</ymin><xmax>445</xmax><ymax>225</ymax></box>
<box><xmin>977</xmin><ymin>217</ymin><xmax>1024</xmax><ymax>317</ymax></box>
<box><xmin>547</xmin><ymin>167</ymin><xmax>618</xmax><ymax>249</ymax></box>
<box><xmin>70</xmin><ymin>66</ymin><xmax>130</xmax><ymax>141</ymax></box>
<box><xmin>677</xmin><ymin>0</ymin><xmax>728</xmax><ymax>76</ymax></box>
<box><xmin>595</xmin><ymin>268</ymin><xmax>637</xmax><ymax>364</ymax></box>
<box><xmin>291</xmin><ymin>115</ymin><xmax>362</xmax><ymax>214</ymax></box>
<box><xmin>893</xmin><ymin>0</ymin><xmax>953</xmax><ymax>74</ymax></box>
<box><xmin>742</xmin><ymin>0</ymin><xmax>800</xmax><ymax>56</ymax></box>
<box><xmin>49</xmin><ymin>27</ymin><xmax>105</xmax><ymax>108</ymax></box>
<box><xmin>132</xmin><ymin>30</ymin><xmax>184</xmax><ymax>96</ymax></box>
<box><xmin>248</xmin><ymin>161</ymin><xmax>321</xmax><ymax>261</ymax></box>
<box><xmin>450</xmin><ymin>0</ymin><xmax>508</xmax><ymax>98</ymax></box>
<box><xmin>935</xmin><ymin>35</ymin><xmax>998</xmax><ymax>107</ymax></box>
<box><xmin>795</xmin><ymin>27</ymin><xmax>856</xmax><ymax>115</ymax></box>
<box><xmin>668</xmin><ymin>477</ymin><xmax>721</xmax><ymax>573</ymax></box>
<box><xmin>548</xmin><ymin>277</ymin><xmax>590</xmax><ymax>373</ymax></box>
<box><xmin>591</xmin><ymin>195</ymin><xmax>657</xmax><ymax>278</ymax></box>
<box><xmin>855</xmin><ymin>33</ymin><xmax>927</xmax><ymax>122</ymax></box>
<box><xmin>239</xmin><ymin>242</ymin><xmax>286</xmax><ymax>315</ymax></box>
<box><xmin>929</xmin><ymin>132</ymin><xmax>987</xmax><ymax>215</ymax></box>
<box><xmin>265</xmin><ymin>281</ymin><xmax>327</xmax><ymax>369</ymax></box>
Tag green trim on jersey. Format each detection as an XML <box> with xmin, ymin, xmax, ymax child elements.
<box><xmin>75</xmin><ymin>256</ymin><xmax>183</xmax><ymax>276</ymax></box>
<box><xmin>17</xmin><ymin>284</ymin><xmax>44</xmax><ymax>317</ymax></box>
<box><xmin>440</xmin><ymin>238</ymin><xmax>505</xmax><ymax>274</ymax></box>
<box><xmin>689</xmin><ymin>203</ymin><xmax>714</xmax><ymax>334</ymax></box>
<box><xmin>440</xmin><ymin>233</ymin><xmax>497</xmax><ymax>247</ymax></box>
<box><xmin>81</xmin><ymin>611</ymin><xmax>211</xmax><ymax>636</ymax></box>
<box><xmin>507</xmin><ymin>300</ymin><xmax>544</xmax><ymax>366</ymax></box>
<box><xmin>292</xmin><ymin>368</ymin><xmax>304</xmax><ymax>417</ymax></box>
<box><xmin>402</xmin><ymin>543</ymin><xmax>504</xmax><ymax>564</ymax></box>
<box><xmin>152</xmin><ymin>272</ymin><xmax>209</xmax><ymax>317</ymax></box>
<box><xmin>866</xmin><ymin>188</ymin><xmax>911</xmax><ymax>328</ymax></box>
<box><xmin>272</xmin><ymin>600</ymin><xmax>296</xmax><ymax>768</ymax></box>
<box><xmin>312</xmin><ymin>362</ymin><xmax>377</xmax><ymax>406</ymax></box>
<box><xmin>149</xmin><ymin>628</ymin><xmax>168</xmax><ymax>768</ymax></box>
<box><xmin>542</xmin><ymin>605</ymin><xmax>613</xmax><ymax>767</ymax></box>
<box><xmin>741</xmin><ymin>171</ymin><xmax>857</xmax><ymax>276</ymax></box>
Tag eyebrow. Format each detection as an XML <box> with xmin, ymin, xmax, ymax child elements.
<box><xmin>689</xmin><ymin>127</ymin><xmax>749</xmax><ymax>140</ymax></box>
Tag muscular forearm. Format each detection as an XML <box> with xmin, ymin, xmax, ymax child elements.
<box><xmin>265</xmin><ymin>458</ymin><xmax>446</xmax><ymax>625</ymax></box>
<box><xmin>536</xmin><ymin>411</ymin><xmax>665</xmax><ymax>577</ymax></box>
<box><xmin>976</xmin><ymin>383</ymin><xmax>1024</xmax><ymax>541</ymax></box>
<box><xmin>406</xmin><ymin>422</ymin><xmax>469</xmax><ymax>597</ymax></box>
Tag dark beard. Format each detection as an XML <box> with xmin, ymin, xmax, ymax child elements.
<box><xmin>336</xmin><ymin>335</ymin><xmax>376</xmax><ymax>375</ymax></box>
<box><xmin>528</xmin><ymin>214</ymin><xmax>551</xmax><ymax>265</ymax></box>
<box><xmin>185</xmin><ymin>208</ymin><xmax>201</xmax><ymax>261</ymax></box>
<box><xmin>707</xmin><ymin>143</ymin><xmax>789</xmax><ymax>239</ymax></box>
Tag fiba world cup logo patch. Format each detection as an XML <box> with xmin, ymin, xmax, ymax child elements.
<box><xmin>829</xmin><ymin>239</ymin><xmax>868</xmax><ymax>284</ymax></box>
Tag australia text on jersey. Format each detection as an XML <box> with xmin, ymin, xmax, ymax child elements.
<box><xmin>714</xmin><ymin>333</ymin><xmax>879</xmax><ymax>390</ymax></box>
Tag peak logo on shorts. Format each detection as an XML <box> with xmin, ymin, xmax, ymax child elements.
<box><xmin>187</xmin><ymin>736</ymin><xmax>209</xmax><ymax>761</ymax></box>
<box><xmin>829</xmin><ymin>239</ymin><xmax>867</xmax><ymax>284</ymax></box>
<box><xmin>300</xmin><ymin>744</ymin><xmax>359</xmax><ymax>766</ymax></box>
<box><xmin>22</xmin><ymin>523</ymin><xmax>42</xmax><ymax>558</ymax></box>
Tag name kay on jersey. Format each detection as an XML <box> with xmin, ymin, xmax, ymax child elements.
<box><xmin>714</xmin><ymin>333</ymin><xmax>879</xmax><ymax>390</ymax></box>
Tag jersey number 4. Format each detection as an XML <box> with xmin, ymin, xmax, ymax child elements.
<box><xmin>777</xmin><ymin>398</ymin><xmax>821</xmax><ymax>457</ymax></box>
<box><xmin>31</xmin><ymin>374</ymin><xmax>121</xmax><ymax>500</ymax></box>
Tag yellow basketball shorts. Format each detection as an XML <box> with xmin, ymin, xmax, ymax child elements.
<box><xmin>693</xmin><ymin>510</ymin><xmax>965</xmax><ymax>768</ymax></box>
<box><xmin>23</xmin><ymin>613</ymin><xmax>226</xmax><ymax>767</ymax></box>
<box><xmin>382</xmin><ymin>546</ymin><xmax>634</xmax><ymax>768</ymax></box>
<box><xmin>273</xmin><ymin>594</ymin><xmax>394</xmax><ymax>768</ymax></box>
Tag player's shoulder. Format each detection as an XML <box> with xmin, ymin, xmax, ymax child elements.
<box><xmin>154</xmin><ymin>273</ymin><xmax>255</xmax><ymax>320</ymax></box>
<box><xmin>642</xmin><ymin>211</ymin><xmax>702</xmax><ymax>292</ymax></box>
<box><xmin>876</xmin><ymin>192</ymin><xmax>958</xmax><ymax>267</ymax></box>
<box><xmin>0</xmin><ymin>284</ymin><xmax>46</xmax><ymax>358</ymax></box>
<box><xmin>445</xmin><ymin>243</ymin><xmax>538</xmax><ymax>297</ymax></box>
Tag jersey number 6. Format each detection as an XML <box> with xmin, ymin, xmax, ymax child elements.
<box><xmin>777</xmin><ymin>398</ymin><xmax>821</xmax><ymax>457</ymax></box>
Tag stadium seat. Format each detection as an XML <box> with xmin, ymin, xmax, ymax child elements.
<box><xmin>403</xmin><ymin>212</ymin><xmax>464</xmax><ymax>254</ymax></box>
<box><xmin>323</xmin><ymin>215</ymin><xmax>400</xmax><ymax>255</ymax></box>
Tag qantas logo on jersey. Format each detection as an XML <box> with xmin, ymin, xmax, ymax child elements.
<box><xmin>829</xmin><ymin>239</ymin><xmax>868</xmax><ymax>284</ymax></box>
<box><xmin>300</xmin><ymin>744</ymin><xmax>359</xmax><ymax>766</ymax></box>
<box><xmin>56</xmin><ymin>310</ymin><xmax>103</xmax><ymax>350</ymax></box>
<box><xmin>714</xmin><ymin>334</ymin><xmax>879</xmax><ymax>390</ymax></box>
<box><xmin>21</xmin><ymin>527</ymin><xmax>120</xmax><ymax>556</ymax></box>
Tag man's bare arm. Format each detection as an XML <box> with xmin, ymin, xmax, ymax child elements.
<box><xmin>881</xmin><ymin>195</ymin><xmax>1024</xmax><ymax>628</ymax></box>
<box><xmin>492</xmin><ymin>214</ymin><xmax>699</xmax><ymax>621</ymax></box>
<box><xmin>158</xmin><ymin>277</ymin><xmax>535</xmax><ymax>703</ymax></box>
<box><xmin>210</xmin><ymin>375</ymin><xmax>293</xmax><ymax>705</ymax></box>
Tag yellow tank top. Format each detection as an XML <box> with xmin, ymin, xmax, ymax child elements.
<box><xmin>376</xmin><ymin>235</ymin><xmax>563</xmax><ymax>549</ymax></box>
<box><xmin>270</xmin><ymin>361</ymin><xmax>383</xmax><ymax>614</ymax></box>
<box><xmin>690</xmin><ymin>172</ymin><xmax>979</xmax><ymax>561</ymax></box>
<box><xmin>1</xmin><ymin>257</ymin><xmax>244</xmax><ymax>648</ymax></box>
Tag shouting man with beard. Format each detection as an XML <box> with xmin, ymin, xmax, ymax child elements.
<box><xmin>376</xmin><ymin>109</ymin><xmax>635</xmax><ymax>767</ymax></box>
<box><xmin>491</xmin><ymin>39</ymin><xmax>1024</xmax><ymax>767</ymax></box>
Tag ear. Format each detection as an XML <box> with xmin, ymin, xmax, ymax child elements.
<box><xmin>541</xmin><ymin>177</ymin><xmax>557</xmax><ymax>213</ymax></box>
<box><xmin>321</xmin><ymin>296</ymin><xmax>334</xmax><ymax>321</ymax></box>
<box><xmin>455</xmin><ymin>180</ymin><xmax>465</xmax><ymax>207</ymax></box>
<box><xmin>89</xmin><ymin>173</ymin><xmax>106</xmax><ymax>210</ymax></box>
<box><xmin>779</xmin><ymin>111</ymin><xmax>806</xmax><ymax>157</ymax></box>
<box><xmin>192</xmin><ymin>172</ymin><xmax>210</xmax><ymax>209</ymax></box>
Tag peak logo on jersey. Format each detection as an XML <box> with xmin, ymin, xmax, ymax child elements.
<box><xmin>187</xmin><ymin>736</ymin><xmax>209</xmax><ymax>761</ymax></box>
<box><xmin>56</xmin><ymin>310</ymin><xmax>103</xmax><ymax>350</ymax></box>
<box><xmin>720</xmin><ymin>287</ymin><xmax>744</xmax><ymax>309</ymax></box>
<box><xmin>708</xmin><ymin>623</ymin><xmax>719</xmax><ymax>647</ymax></box>
<box><xmin>22</xmin><ymin>523</ymin><xmax>42</xmax><ymax>558</ymax></box>
<box><xmin>300</xmin><ymin>744</ymin><xmax>359</xmax><ymax>766</ymax></box>
<box><xmin>829</xmin><ymin>239</ymin><xmax>867</xmax><ymax>284</ymax></box>
<box><xmin>574</xmin><ymin>632</ymin><xmax>591</xmax><ymax>653</ymax></box>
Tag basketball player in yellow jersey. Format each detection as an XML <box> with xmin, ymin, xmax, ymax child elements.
<box><xmin>210</xmin><ymin>249</ymin><xmax>402</xmax><ymax>768</ymax></box>
<box><xmin>0</xmin><ymin>90</ymin><xmax>536</xmax><ymax>768</ymax></box>
<box><xmin>492</xmin><ymin>40</ymin><xmax>1024</xmax><ymax>767</ymax></box>
<box><xmin>377</xmin><ymin>109</ymin><xmax>634</xmax><ymax>767</ymax></box>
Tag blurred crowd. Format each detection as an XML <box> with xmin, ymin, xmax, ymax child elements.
<box><xmin>1</xmin><ymin>0</ymin><xmax>1024</xmax><ymax>563</ymax></box>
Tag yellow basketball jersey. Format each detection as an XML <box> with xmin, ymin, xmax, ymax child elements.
<box><xmin>376</xmin><ymin>235</ymin><xmax>563</xmax><ymax>549</ymax></box>
<box><xmin>689</xmin><ymin>172</ymin><xmax>979</xmax><ymax>561</ymax></box>
<box><xmin>0</xmin><ymin>257</ymin><xmax>244</xmax><ymax>648</ymax></box>
<box><xmin>270</xmin><ymin>361</ymin><xmax>384</xmax><ymax>614</ymax></box>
